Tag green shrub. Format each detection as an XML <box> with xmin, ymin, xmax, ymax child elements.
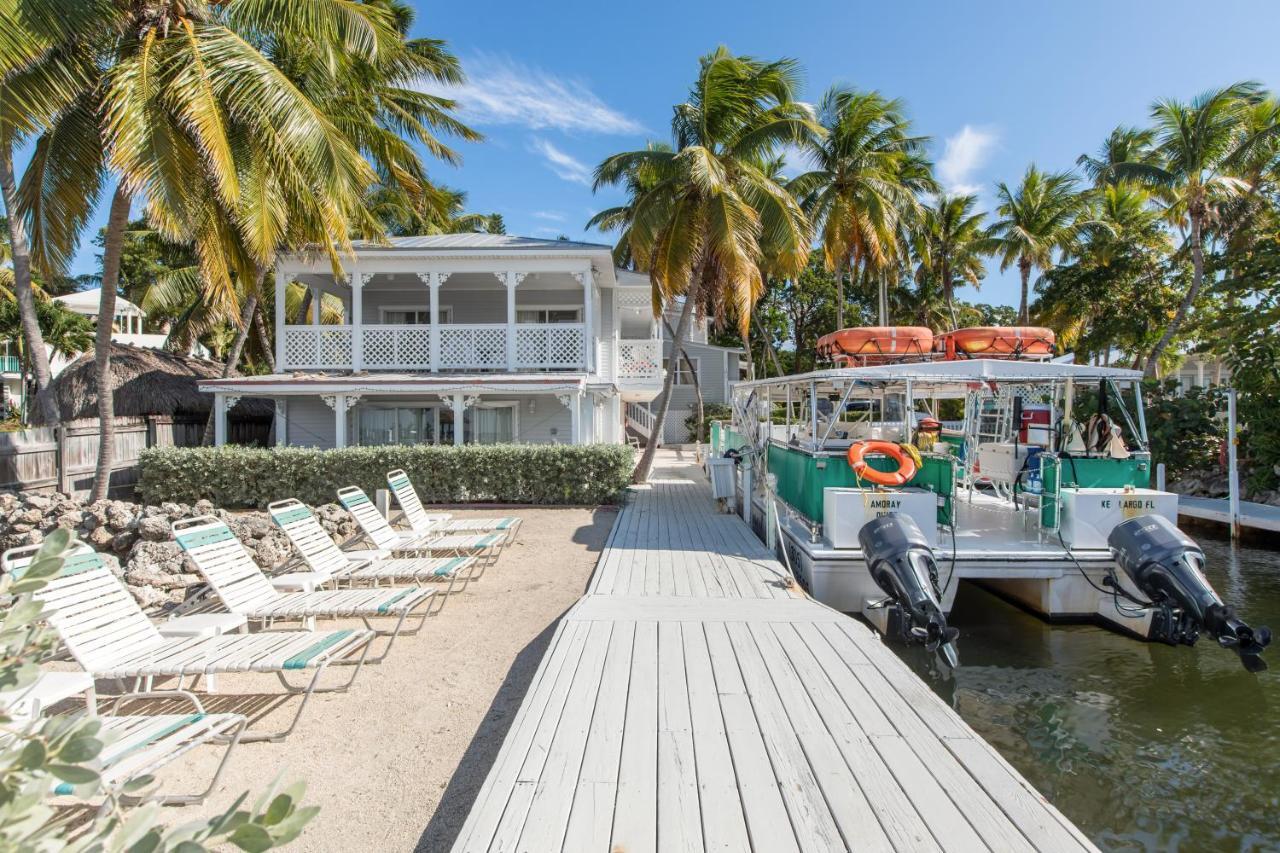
<box><xmin>138</xmin><ymin>443</ymin><xmax>635</xmax><ymax>508</ymax></box>
<box><xmin>1143</xmin><ymin>378</ymin><xmax>1226</xmax><ymax>478</ymax></box>
<box><xmin>684</xmin><ymin>403</ymin><xmax>732</xmax><ymax>443</ymax></box>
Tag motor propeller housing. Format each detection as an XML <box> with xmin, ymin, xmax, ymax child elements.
<box><xmin>858</xmin><ymin>513</ymin><xmax>959</xmax><ymax>666</ymax></box>
<box><xmin>1108</xmin><ymin>515</ymin><xmax>1270</xmax><ymax>672</ymax></box>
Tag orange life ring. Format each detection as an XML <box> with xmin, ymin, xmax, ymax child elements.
<box><xmin>846</xmin><ymin>440</ymin><xmax>918</xmax><ymax>487</ymax></box>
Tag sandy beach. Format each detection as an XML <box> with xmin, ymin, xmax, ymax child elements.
<box><xmin>139</xmin><ymin>505</ymin><xmax>616</xmax><ymax>852</ymax></box>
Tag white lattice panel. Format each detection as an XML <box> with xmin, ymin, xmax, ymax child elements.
<box><xmin>439</xmin><ymin>326</ymin><xmax>506</xmax><ymax>370</ymax></box>
<box><xmin>614</xmin><ymin>288</ymin><xmax>652</xmax><ymax>311</ymax></box>
<box><xmin>616</xmin><ymin>339</ymin><xmax>661</xmax><ymax>380</ymax></box>
<box><xmin>362</xmin><ymin>326</ymin><xmax>431</xmax><ymax>370</ymax></box>
<box><xmin>282</xmin><ymin>326</ymin><xmax>353</xmax><ymax>370</ymax></box>
<box><xmin>515</xmin><ymin>325</ymin><xmax>584</xmax><ymax>369</ymax></box>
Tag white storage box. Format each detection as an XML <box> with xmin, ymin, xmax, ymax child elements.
<box><xmin>706</xmin><ymin>458</ymin><xmax>736</xmax><ymax>500</ymax></box>
<box><xmin>823</xmin><ymin>487</ymin><xmax>939</xmax><ymax>549</ymax></box>
<box><xmin>1059</xmin><ymin>488</ymin><xmax>1179</xmax><ymax>550</ymax></box>
<box><xmin>976</xmin><ymin>442</ymin><xmax>1031</xmax><ymax>484</ymax></box>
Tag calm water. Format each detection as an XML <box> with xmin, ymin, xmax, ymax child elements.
<box><xmin>896</xmin><ymin>534</ymin><xmax>1280</xmax><ymax>852</ymax></box>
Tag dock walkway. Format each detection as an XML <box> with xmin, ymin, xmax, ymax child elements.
<box><xmin>453</xmin><ymin>459</ymin><xmax>1096</xmax><ymax>851</ymax></box>
<box><xmin>1179</xmin><ymin>495</ymin><xmax>1280</xmax><ymax>534</ymax></box>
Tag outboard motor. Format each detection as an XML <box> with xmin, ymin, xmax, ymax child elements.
<box><xmin>859</xmin><ymin>513</ymin><xmax>959</xmax><ymax>667</ymax></box>
<box><xmin>1108</xmin><ymin>515</ymin><xmax>1270</xmax><ymax>672</ymax></box>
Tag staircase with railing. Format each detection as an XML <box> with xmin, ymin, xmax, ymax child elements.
<box><xmin>624</xmin><ymin>402</ymin><xmax>659</xmax><ymax>447</ymax></box>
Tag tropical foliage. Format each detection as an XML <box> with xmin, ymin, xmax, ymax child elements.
<box><xmin>0</xmin><ymin>531</ymin><xmax>317</xmax><ymax>851</ymax></box>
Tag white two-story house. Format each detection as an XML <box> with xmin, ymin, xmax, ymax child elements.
<box><xmin>199</xmin><ymin>235</ymin><xmax>664</xmax><ymax>447</ymax></box>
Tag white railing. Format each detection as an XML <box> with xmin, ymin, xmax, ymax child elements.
<box><xmin>514</xmin><ymin>324</ymin><xmax>585</xmax><ymax>369</ymax></box>
<box><xmin>625</xmin><ymin>402</ymin><xmax>655</xmax><ymax>441</ymax></box>
<box><xmin>438</xmin><ymin>324</ymin><xmax>508</xmax><ymax>370</ymax></box>
<box><xmin>616</xmin><ymin>339</ymin><xmax>662</xmax><ymax>381</ymax></box>
<box><xmin>361</xmin><ymin>325</ymin><xmax>432</xmax><ymax>370</ymax></box>
<box><xmin>281</xmin><ymin>325</ymin><xmax>648</xmax><ymax>375</ymax></box>
<box><xmin>283</xmin><ymin>325</ymin><xmax>353</xmax><ymax>370</ymax></box>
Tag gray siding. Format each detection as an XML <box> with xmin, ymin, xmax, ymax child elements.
<box><xmin>284</xmin><ymin>396</ymin><xmax>339</xmax><ymax>449</ymax></box>
<box><xmin>361</xmin><ymin>287</ymin><xmax>584</xmax><ymax>324</ymax></box>
<box><xmin>652</xmin><ymin>342</ymin><xmax>741</xmax><ymax>444</ymax></box>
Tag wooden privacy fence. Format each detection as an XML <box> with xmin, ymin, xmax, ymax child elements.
<box><xmin>0</xmin><ymin>415</ymin><xmax>272</xmax><ymax>499</ymax></box>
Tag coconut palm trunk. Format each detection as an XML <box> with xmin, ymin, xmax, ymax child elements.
<box><xmin>293</xmin><ymin>288</ymin><xmax>312</xmax><ymax>324</ymax></box>
<box><xmin>1144</xmin><ymin>210</ymin><xmax>1204</xmax><ymax>377</ymax></box>
<box><xmin>1017</xmin><ymin>257</ymin><xmax>1032</xmax><ymax>323</ymax></box>
<box><xmin>253</xmin><ymin>304</ymin><xmax>275</xmax><ymax>372</ymax></box>
<box><xmin>202</xmin><ymin>268</ymin><xmax>265</xmax><ymax>445</ymax></box>
<box><xmin>662</xmin><ymin>317</ymin><xmax>704</xmax><ymax>443</ymax></box>
<box><xmin>633</xmin><ymin>277</ymin><xmax>703</xmax><ymax>484</ymax></box>
<box><xmin>1</xmin><ymin>145</ymin><xmax>57</xmax><ymax>424</ymax></box>
<box><xmin>753</xmin><ymin>313</ymin><xmax>784</xmax><ymax>377</ymax></box>
<box><xmin>89</xmin><ymin>186</ymin><xmax>131</xmax><ymax>502</ymax></box>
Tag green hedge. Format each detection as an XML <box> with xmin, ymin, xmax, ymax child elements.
<box><xmin>138</xmin><ymin>444</ymin><xmax>635</xmax><ymax>508</ymax></box>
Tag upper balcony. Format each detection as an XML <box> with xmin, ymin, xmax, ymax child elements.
<box><xmin>275</xmin><ymin>256</ymin><xmax>663</xmax><ymax>390</ymax></box>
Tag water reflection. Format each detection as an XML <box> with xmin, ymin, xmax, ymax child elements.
<box><xmin>892</xmin><ymin>535</ymin><xmax>1280</xmax><ymax>851</ymax></box>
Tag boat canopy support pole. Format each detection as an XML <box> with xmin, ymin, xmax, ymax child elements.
<box><xmin>818</xmin><ymin>379</ymin><xmax>859</xmax><ymax>449</ymax></box>
<box><xmin>1133</xmin><ymin>379</ymin><xmax>1149</xmax><ymax>445</ymax></box>
<box><xmin>1106</xmin><ymin>378</ymin><xmax>1145</xmax><ymax>451</ymax></box>
<box><xmin>809</xmin><ymin>381</ymin><xmax>818</xmax><ymax>450</ymax></box>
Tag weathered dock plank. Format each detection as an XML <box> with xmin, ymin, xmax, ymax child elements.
<box><xmin>454</xmin><ymin>458</ymin><xmax>1096</xmax><ymax>852</ymax></box>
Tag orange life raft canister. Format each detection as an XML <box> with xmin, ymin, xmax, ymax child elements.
<box><xmin>846</xmin><ymin>440</ymin><xmax>918</xmax><ymax>487</ymax></box>
<box><xmin>938</xmin><ymin>326</ymin><xmax>1055</xmax><ymax>359</ymax></box>
<box><xmin>816</xmin><ymin>327</ymin><xmax>934</xmax><ymax>364</ymax></box>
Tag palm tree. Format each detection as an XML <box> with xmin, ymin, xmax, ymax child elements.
<box><xmin>989</xmin><ymin>165</ymin><xmax>1092</xmax><ymax>323</ymax></box>
<box><xmin>1076</xmin><ymin>126</ymin><xmax>1157</xmax><ymax>187</ymax></box>
<box><xmin>15</xmin><ymin>0</ymin><xmax>390</xmax><ymax>499</ymax></box>
<box><xmin>790</xmin><ymin>87</ymin><xmax>933</xmax><ymax>328</ymax></box>
<box><xmin>0</xmin><ymin>12</ymin><xmax>91</xmax><ymax>425</ymax></box>
<box><xmin>1109</xmin><ymin>82</ymin><xmax>1268</xmax><ymax>376</ymax></box>
<box><xmin>911</xmin><ymin>193</ymin><xmax>995</xmax><ymax>327</ymax></box>
<box><xmin>594</xmin><ymin>47</ymin><xmax>815</xmax><ymax>483</ymax></box>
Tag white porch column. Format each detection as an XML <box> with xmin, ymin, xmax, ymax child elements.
<box><xmin>311</xmin><ymin>287</ymin><xmax>321</xmax><ymax>325</ymax></box>
<box><xmin>559</xmin><ymin>392</ymin><xmax>581</xmax><ymax>444</ymax></box>
<box><xmin>450</xmin><ymin>393</ymin><xmax>464</xmax><ymax>446</ymax></box>
<box><xmin>213</xmin><ymin>393</ymin><xmax>231</xmax><ymax>447</ymax></box>
<box><xmin>350</xmin><ymin>269</ymin><xmax>364</xmax><ymax>371</ymax></box>
<box><xmin>421</xmin><ymin>273</ymin><xmax>442</xmax><ymax>373</ymax></box>
<box><xmin>504</xmin><ymin>271</ymin><xmax>519</xmax><ymax>371</ymax></box>
<box><xmin>274</xmin><ymin>398</ymin><xmax>287</xmax><ymax>447</ymax></box>
<box><xmin>333</xmin><ymin>394</ymin><xmax>347</xmax><ymax>448</ymax></box>
<box><xmin>580</xmin><ymin>266</ymin><xmax>595</xmax><ymax>373</ymax></box>
<box><xmin>274</xmin><ymin>270</ymin><xmax>286</xmax><ymax>369</ymax></box>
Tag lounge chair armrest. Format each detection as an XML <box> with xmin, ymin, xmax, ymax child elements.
<box><xmin>109</xmin><ymin>689</ymin><xmax>207</xmax><ymax>716</ymax></box>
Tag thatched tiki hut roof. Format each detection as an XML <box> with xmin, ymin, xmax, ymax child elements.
<box><xmin>40</xmin><ymin>343</ymin><xmax>273</xmax><ymax>424</ymax></box>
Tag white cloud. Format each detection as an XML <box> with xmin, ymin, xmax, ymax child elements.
<box><xmin>419</xmin><ymin>54</ymin><xmax>643</xmax><ymax>135</ymax></box>
<box><xmin>533</xmin><ymin>210</ymin><xmax>566</xmax><ymax>221</ymax></box>
<box><xmin>937</xmin><ymin>126</ymin><xmax>998</xmax><ymax>195</ymax></box>
<box><xmin>775</xmin><ymin>142</ymin><xmax>814</xmax><ymax>180</ymax></box>
<box><xmin>531</xmin><ymin>139</ymin><xmax>592</xmax><ymax>186</ymax></box>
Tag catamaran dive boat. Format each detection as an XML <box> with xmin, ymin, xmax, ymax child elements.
<box><xmin>715</xmin><ymin>326</ymin><xmax>1270</xmax><ymax>671</ymax></box>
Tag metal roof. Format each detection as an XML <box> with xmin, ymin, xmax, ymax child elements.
<box><xmin>349</xmin><ymin>234</ymin><xmax>612</xmax><ymax>252</ymax></box>
<box><xmin>735</xmin><ymin>358</ymin><xmax>1144</xmax><ymax>390</ymax></box>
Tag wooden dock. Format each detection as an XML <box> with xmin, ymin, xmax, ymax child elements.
<box><xmin>453</xmin><ymin>460</ymin><xmax>1097</xmax><ymax>852</ymax></box>
<box><xmin>1179</xmin><ymin>495</ymin><xmax>1280</xmax><ymax>534</ymax></box>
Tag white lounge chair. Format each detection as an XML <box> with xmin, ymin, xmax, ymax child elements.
<box><xmin>0</xmin><ymin>673</ymin><xmax>245</xmax><ymax>807</ymax></box>
<box><xmin>173</xmin><ymin>516</ymin><xmax>436</xmax><ymax>661</ymax></box>
<box><xmin>2</xmin><ymin>543</ymin><xmax>374</xmax><ymax>743</ymax></box>
<box><xmin>386</xmin><ymin>469</ymin><xmax>522</xmax><ymax>543</ymax></box>
<box><xmin>337</xmin><ymin>487</ymin><xmax>505</xmax><ymax>576</ymax></box>
<box><xmin>267</xmin><ymin>499</ymin><xmax>477</xmax><ymax>602</ymax></box>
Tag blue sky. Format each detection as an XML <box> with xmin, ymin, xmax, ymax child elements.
<box><xmin>64</xmin><ymin>0</ymin><xmax>1280</xmax><ymax>308</ymax></box>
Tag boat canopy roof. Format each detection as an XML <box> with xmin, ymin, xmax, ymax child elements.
<box><xmin>735</xmin><ymin>358</ymin><xmax>1143</xmax><ymax>393</ymax></box>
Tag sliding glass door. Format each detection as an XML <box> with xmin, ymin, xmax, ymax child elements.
<box><xmin>358</xmin><ymin>403</ymin><xmax>518</xmax><ymax>445</ymax></box>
